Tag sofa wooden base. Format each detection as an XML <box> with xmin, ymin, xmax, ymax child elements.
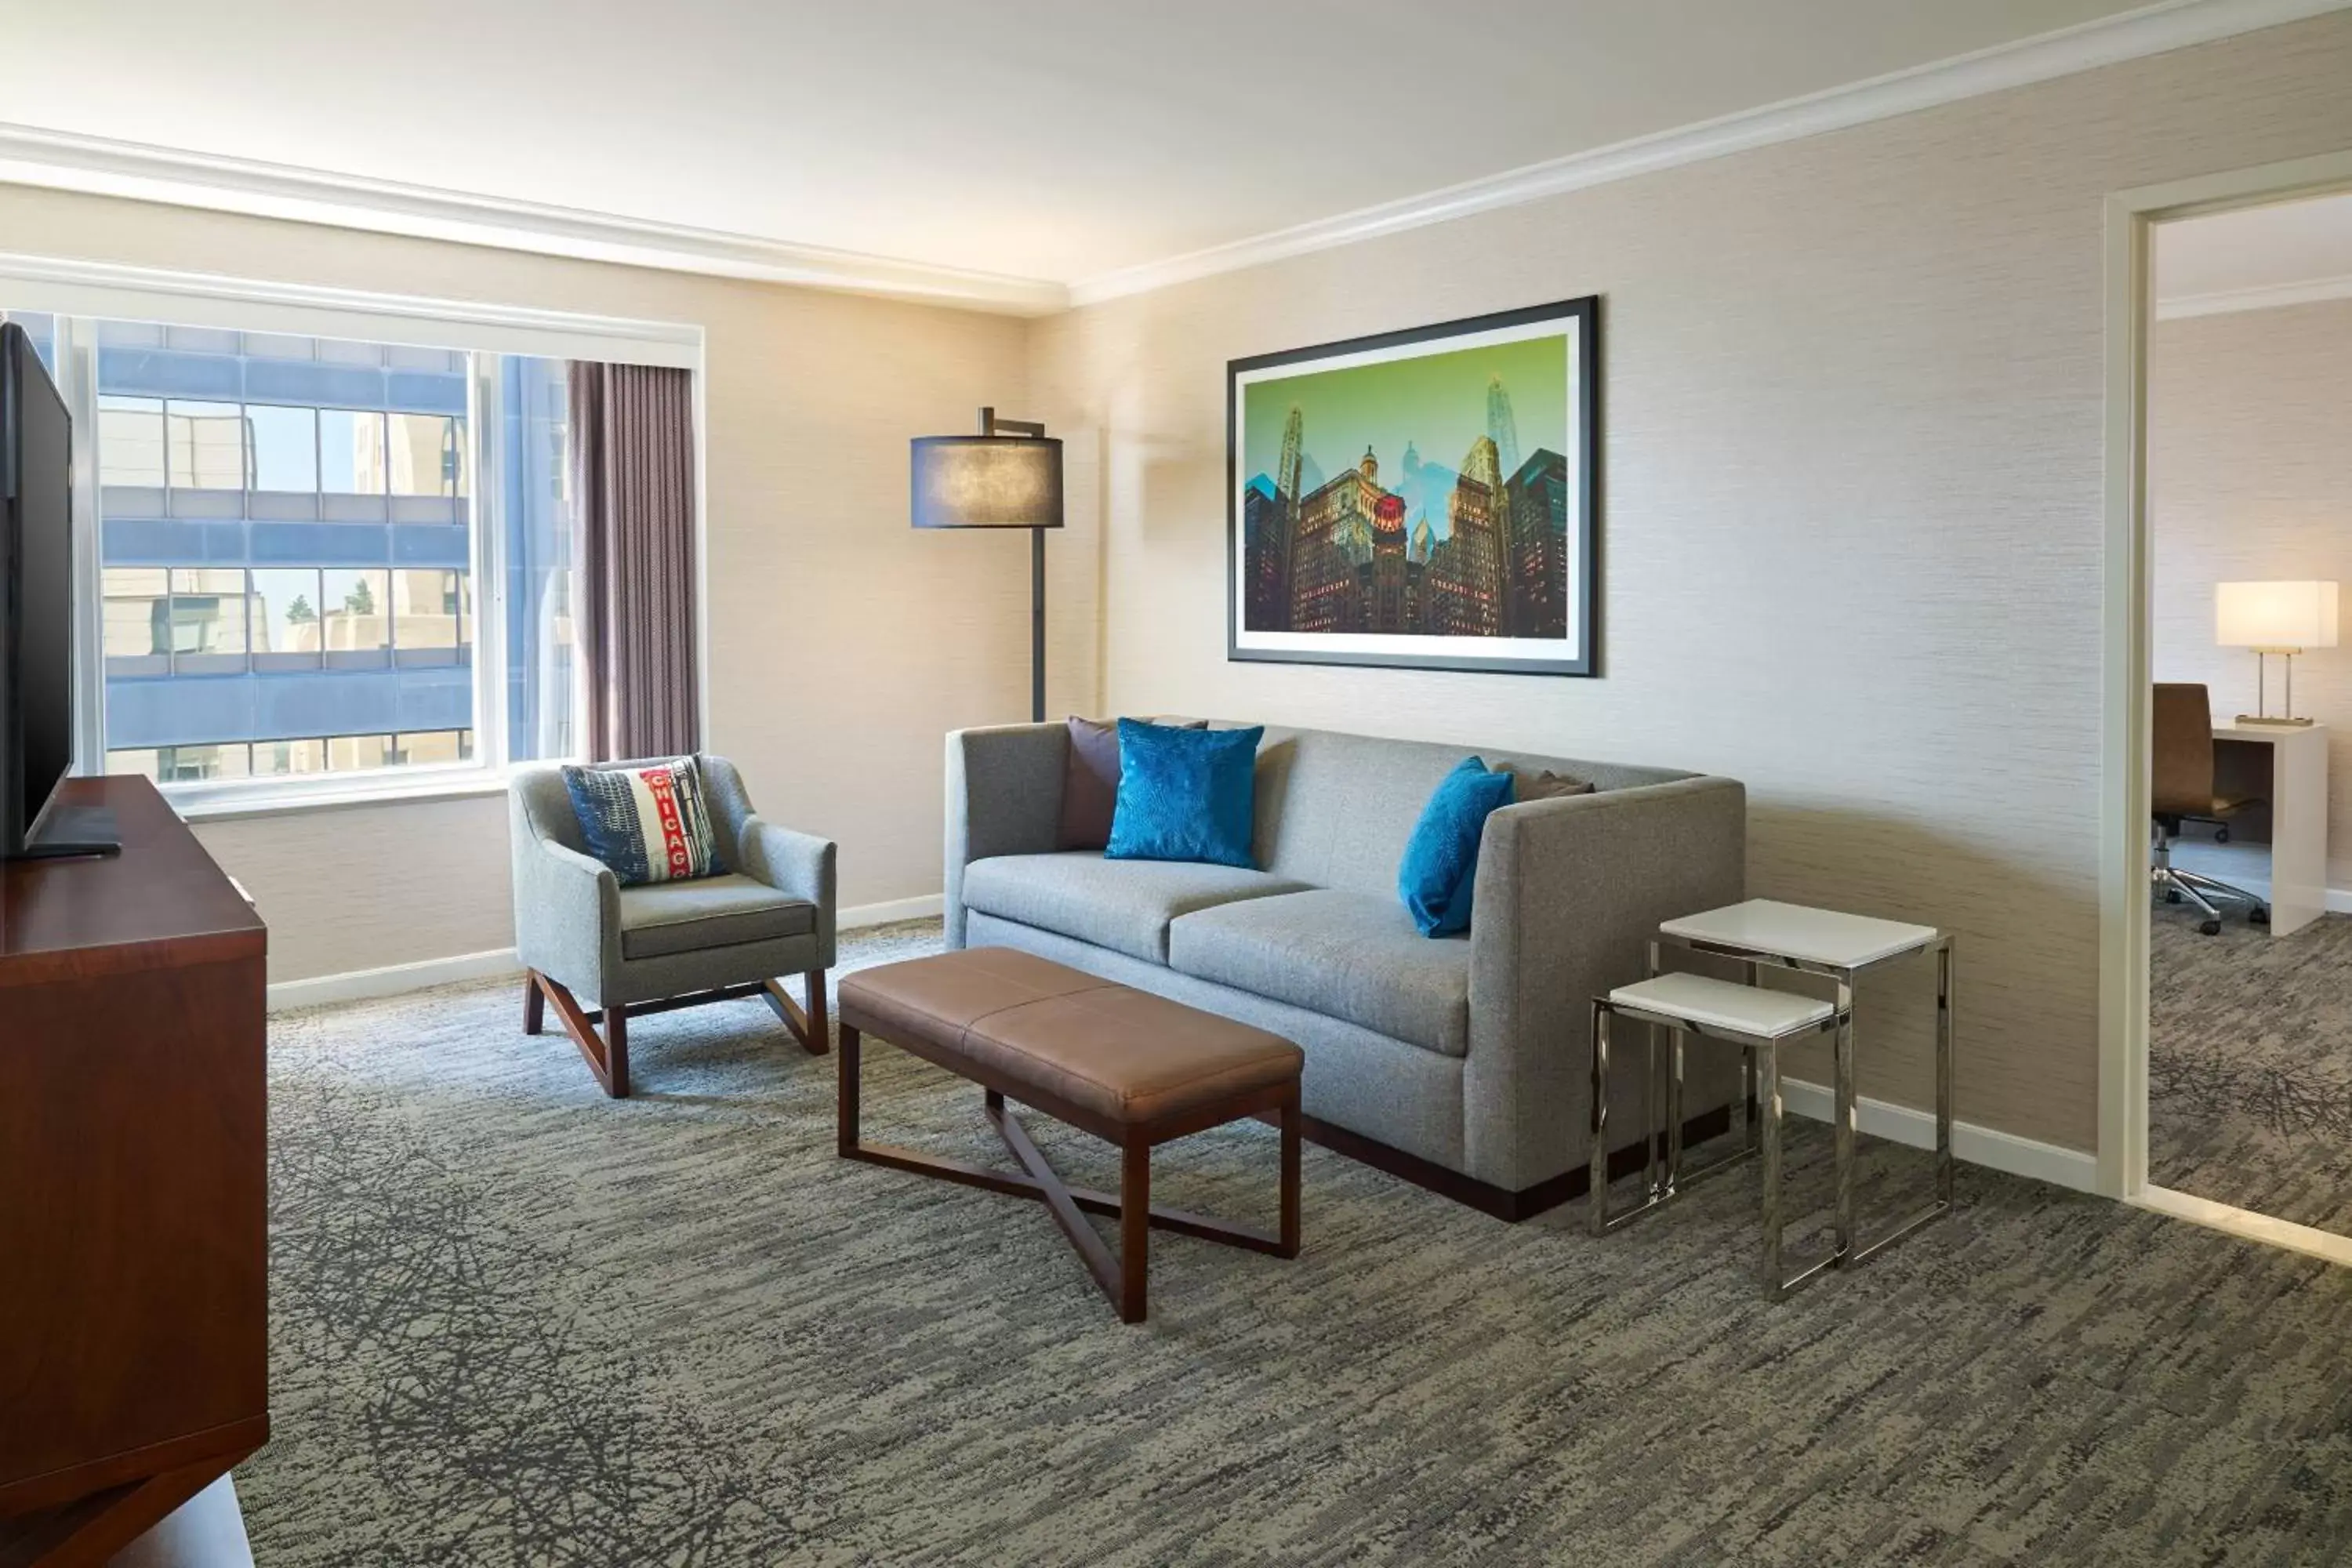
<box><xmin>1283</xmin><ymin>1106</ymin><xmax>1733</xmax><ymax>1223</ymax></box>
<box><xmin>523</xmin><ymin>967</ymin><xmax>829</xmax><ymax>1098</ymax></box>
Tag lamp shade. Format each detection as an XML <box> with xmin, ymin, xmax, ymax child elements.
<box><xmin>2216</xmin><ymin>580</ymin><xmax>2340</xmax><ymax>650</ymax></box>
<box><xmin>910</xmin><ymin>435</ymin><xmax>1064</xmax><ymax>530</ymax></box>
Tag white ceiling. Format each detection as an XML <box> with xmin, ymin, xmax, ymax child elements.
<box><xmin>2157</xmin><ymin>192</ymin><xmax>2352</xmax><ymax>310</ymax></box>
<box><xmin>0</xmin><ymin>0</ymin><xmax>2193</xmax><ymax>289</ymax></box>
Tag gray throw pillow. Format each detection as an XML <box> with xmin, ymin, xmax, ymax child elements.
<box><xmin>1058</xmin><ymin>716</ymin><xmax>1207</xmax><ymax>851</ymax></box>
<box><xmin>1502</xmin><ymin>764</ymin><xmax>1595</xmax><ymax>803</ymax></box>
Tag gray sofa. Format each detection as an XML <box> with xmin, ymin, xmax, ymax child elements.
<box><xmin>944</xmin><ymin>721</ymin><xmax>1746</xmax><ymax>1218</ymax></box>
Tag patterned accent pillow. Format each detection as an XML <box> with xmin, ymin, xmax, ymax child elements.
<box><xmin>561</xmin><ymin>757</ymin><xmax>723</xmax><ymax>887</ymax></box>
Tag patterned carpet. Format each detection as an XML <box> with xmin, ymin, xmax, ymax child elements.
<box><xmin>2151</xmin><ymin>904</ymin><xmax>2352</xmax><ymax>1232</ymax></box>
<box><xmin>240</xmin><ymin>920</ymin><xmax>2352</xmax><ymax>1566</ymax></box>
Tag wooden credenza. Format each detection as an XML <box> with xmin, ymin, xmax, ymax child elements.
<box><xmin>0</xmin><ymin>777</ymin><xmax>268</xmax><ymax>1566</ymax></box>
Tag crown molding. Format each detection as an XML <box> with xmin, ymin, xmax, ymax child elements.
<box><xmin>1069</xmin><ymin>0</ymin><xmax>2352</xmax><ymax>307</ymax></box>
<box><xmin>0</xmin><ymin>0</ymin><xmax>2340</xmax><ymax>319</ymax></box>
<box><xmin>2157</xmin><ymin>270</ymin><xmax>2352</xmax><ymax>317</ymax></box>
<box><xmin>0</xmin><ymin>122</ymin><xmax>1069</xmax><ymax>317</ymax></box>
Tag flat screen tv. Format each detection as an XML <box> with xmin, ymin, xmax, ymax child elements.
<box><xmin>2</xmin><ymin>321</ymin><xmax>114</xmax><ymax>861</ymax></box>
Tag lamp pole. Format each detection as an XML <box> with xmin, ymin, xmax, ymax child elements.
<box><xmin>978</xmin><ymin>407</ymin><xmax>1051</xmax><ymax>723</ymax></box>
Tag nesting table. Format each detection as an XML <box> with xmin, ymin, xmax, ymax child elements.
<box><xmin>1590</xmin><ymin>898</ymin><xmax>1954</xmax><ymax>1297</ymax></box>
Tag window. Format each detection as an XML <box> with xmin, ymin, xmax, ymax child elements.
<box><xmin>27</xmin><ymin>317</ymin><xmax>587</xmax><ymax>800</ymax></box>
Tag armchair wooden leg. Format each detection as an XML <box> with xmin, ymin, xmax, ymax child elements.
<box><xmin>533</xmin><ymin>970</ymin><xmax>630</xmax><ymax>1098</ymax></box>
<box><xmin>522</xmin><ymin>972</ymin><xmax>545</xmax><ymax>1035</ymax></box>
<box><xmin>804</xmin><ymin>968</ymin><xmax>829</xmax><ymax>1056</ymax></box>
<box><xmin>607</xmin><ymin>1003</ymin><xmax>630</xmax><ymax>1098</ymax></box>
<box><xmin>764</xmin><ymin>971</ymin><xmax>831</xmax><ymax>1056</ymax></box>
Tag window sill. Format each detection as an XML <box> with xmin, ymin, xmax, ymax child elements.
<box><xmin>165</xmin><ymin>768</ymin><xmax>520</xmax><ymax>824</ymax></box>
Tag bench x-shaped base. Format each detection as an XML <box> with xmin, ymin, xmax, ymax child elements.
<box><xmin>837</xmin><ymin>1024</ymin><xmax>1299</xmax><ymax>1323</ymax></box>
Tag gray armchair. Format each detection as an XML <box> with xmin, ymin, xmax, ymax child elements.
<box><xmin>510</xmin><ymin>753</ymin><xmax>837</xmax><ymax>1097</ymax></box>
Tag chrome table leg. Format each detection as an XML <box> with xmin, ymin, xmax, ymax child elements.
<box><xmin>1665</xmin><ymin>1025</ymin><xmax>1686</xmax><ymax>1198</ymax></box>
<box><xmin>1589</xmin><ymin>999</ymin><xmax>1611</xmax><ymax>1236</ymax></box>
<box><xmin>1832</xmin><ymin>971</ymin><xmax>1857</xmax><ymax>1265</ymax></box>
<box><xmin>1759</xmin><ymin>1041</ymin><xmax>1784</xmax><ymax>1296</ymax></box>
<box><xmin>1936</xmin><ymin>938</ymin><xmax>1954</xmax><ymax>1210</ymax></box>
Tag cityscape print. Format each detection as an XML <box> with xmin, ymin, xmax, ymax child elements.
<box><xmin>1229</xmin><ymin>301</ymin><xmax>1592</xmax><ymax>675</ymax></box>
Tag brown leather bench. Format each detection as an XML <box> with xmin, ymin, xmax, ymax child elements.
<box><xmin>836</xmin><ymin>947</ymin><xmax>1304</xmax><ymax>1323</ymax></box>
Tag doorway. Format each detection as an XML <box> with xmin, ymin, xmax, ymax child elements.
<box><xmin>2100</xmin><ymin>151</ymin><xmax>2352</xmax><ymax>1265</ymax></box>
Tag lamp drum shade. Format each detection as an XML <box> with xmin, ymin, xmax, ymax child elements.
<box><xmin>910</xmin><ymin>434</ymin><xmax>1065</xmax><ymax>530</ymax></box>
<box><xmin>2216</xmin><ymin>580</ymin><xmax>2340</xmax><ymax>650</ymax></box>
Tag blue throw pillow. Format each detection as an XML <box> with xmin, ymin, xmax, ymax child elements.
<box><xmin>1399</xmin><ymin>757</ymin><xmax>1515</xmax><ymax>937</ymax></box>
<box><xmin>1105</xmin><ymin>720</ymin><xmax>1265</xmax><ymax>869</ymax></box>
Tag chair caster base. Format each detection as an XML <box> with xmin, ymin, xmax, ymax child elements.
<box><xmin>2199</xmin><ymin>919</ymin><xmax>2222</xmax><ymax>935</ymax></box>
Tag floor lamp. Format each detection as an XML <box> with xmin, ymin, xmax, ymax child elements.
<box><xmin>911</xmin><ymin>408</ymin><xmax>1065</xmax><ymax>722</ymax></box>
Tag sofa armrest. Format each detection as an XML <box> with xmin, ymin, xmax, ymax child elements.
<box><xmin>943</xmin><ymin>722</ymin><xmax>1069</xmax><ymax>948</ymax></box>
<box><xmin>740</xmin><ymin>816</ymin><xmax>838</xmax><ymax>966</ymax></box>
<box><xmin>514</xmin><ymin>832</ymin><xmax>624</xmax><ymax>1002</ymax></box>
<box><xmin>1464</xmin><ymin>776</ymin><xmax>1748</xmax><ymax>1192</ymax></box>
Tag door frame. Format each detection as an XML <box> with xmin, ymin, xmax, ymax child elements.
<box><xmin>2097</xmin><ymin>147</ymin><xmax>2352</xmax><ymax>1265</ymax></box>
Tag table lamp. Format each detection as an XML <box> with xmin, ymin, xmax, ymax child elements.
<box><xmin>2216</xmin><ymin>579</ymin><xmax>2337</xmax><ymax>725</ymax></box>
<box><xmin>911</xmin><ymin>408</ymin><xmax>1065</xmax><ymax>722</ymax></box>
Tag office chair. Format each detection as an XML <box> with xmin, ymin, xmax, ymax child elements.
<box><xmin>2151</xmin><ymin>682</ymin><xmax>2270</xmax><ymax>935</ymax></box>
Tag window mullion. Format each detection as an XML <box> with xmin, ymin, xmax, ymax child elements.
<box><xmin>61</xmin><ymin>317</ymin><xmax>106</xmax><ymax>777</ymax></box>
<box><xmin>474</xmin><ymin>352</ymin><xmax>512</xmax><ymax>774</ymax></box>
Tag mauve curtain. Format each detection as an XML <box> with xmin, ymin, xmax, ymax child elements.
<box><xmin>568</xmin><ymin>361</ymin><xmax>699</xmax><ymax>762</ymax></box>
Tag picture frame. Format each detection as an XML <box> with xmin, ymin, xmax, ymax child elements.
<box><xmin>1226</xmin><ymin>296</ymin><xmax>1599</xmax><ymax>677</ymax></box>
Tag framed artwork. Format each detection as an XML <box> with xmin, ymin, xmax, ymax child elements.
<box><xmin>1227</xmin><ymin>296</ymin><xmax>1598</xmax><ymax>676</ymax></box>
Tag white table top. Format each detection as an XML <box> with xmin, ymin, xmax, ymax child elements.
<box><xmin>2212</xmin><ymin>716</ymin><xmax>2328</xmax><ymax>743</ymax></box>
<box><xmin>1659</xmin><ymin>898</ymin><xmax>1940</xmax><ymax>968</ymax></box>
<box><xmin>1609</xmin><ymin>971</ymin><xmax>1835</xmax><ymax>1037</ymax></box>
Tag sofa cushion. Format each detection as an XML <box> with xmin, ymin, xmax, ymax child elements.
<box><xmin>618</xmin><ymin>873</ymin><xmax>816</xmax><ymax>960</ymax></box>
<box><xmin>1167</xmin><ymin>888</ymin><xmax>1471</xmax><ymax>1058</ymax></box>
<box><xmin>960</xmin><ymin>852</ymin><xmax>1309</xmax><ymax>964</ymax></box>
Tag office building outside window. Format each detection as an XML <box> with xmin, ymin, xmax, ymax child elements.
<box><xmin>0</xmin><ymin>317</ymin><xmax>579</xmax><ymax>793</ymax></box>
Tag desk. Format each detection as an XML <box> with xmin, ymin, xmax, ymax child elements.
<box><xmin>2209</xmin><ymin>718</ymin><xmax>2328</xmax><ymax>937</ymax></box>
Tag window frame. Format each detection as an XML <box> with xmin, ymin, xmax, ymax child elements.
<box><xmin>7</xmin><ymin>264</ymin><xmax>702</xmax><ymax>818</ymax></box>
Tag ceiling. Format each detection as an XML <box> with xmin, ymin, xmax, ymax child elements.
<box><xmin>0</xmin><ymin>0</ymin><xmax>2198</xmax><ymax>291</ymax></box>
<box><xmin>2157</xmin><ymin>192</ymin><xmax>2352</xmax><ymax>310</ymax></box>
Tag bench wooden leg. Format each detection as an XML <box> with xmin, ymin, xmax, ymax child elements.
<box><xmin>1121</xmin><ymin>1135</ymin><xmax>1151</xmax><ymax>1324</ymax></box>
<box><xmin>838</xmin><ymin>1025</ymin><xmax>862</xmax><ymax>1156</ymax></box>
<box><xmin>1279</xmin><ymin>1082</ymin><xmax>1301</xmax><ymax>1259</ymax></box>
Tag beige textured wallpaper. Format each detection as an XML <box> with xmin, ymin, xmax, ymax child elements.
<box><xmin>1027</xmin><ymin>13</ymin><xmax>2352</xmax><ymax>1152</ymax></box>
<box><xmin>0</xmin><ymin>184</ymin><xmax>1097</xmax><ymax>984</ymax></box>
<box><xmin>2151</xmin><ymin>298</ymin><xmax>2352</xmax><ymax>885</ymax></box>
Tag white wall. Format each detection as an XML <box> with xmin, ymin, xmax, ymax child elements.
<box><xmin>0</xmin><ymin>183</ymin><xmax>1098</xmax><ymax>984</ymax></box>
<box><xmin>2151</xmin><ymin>296</ymin><xmax>2352</xmax><ymax>884</ymax></box>
<box><xmin>1027</xmin><ymin>11</ymin><xmax>2352</xmax><ymax>1153</ymax></box>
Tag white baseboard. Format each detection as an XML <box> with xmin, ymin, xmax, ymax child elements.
<box><xmin>1778</xmin><ymin>1077</ymin><xmax>2098</xmax><ymax>1194</ymax></box>
<box><xmin>268</xmin><ymin>947</ymin><xmax>521</xmax><ymax>1011</ymax></box>
<box><xmin>2132</xmin><ymin>1184</ymin><xmax>2352</xmax><ymax>1267</ymax></box>
<box><xmin>838</xmin><ymin>893</ymin><xmax>942</xmax><ymax>929</ymax></box>
<box><xmin>267</xmin><ymin>893</ymin><xmax>947</xmax><ymax>1011</ymax></box>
